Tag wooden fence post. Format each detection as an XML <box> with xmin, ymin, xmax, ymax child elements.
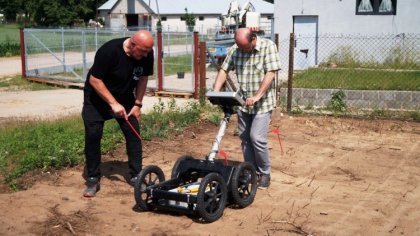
<box><xmin>199</xmin><ymin>41</ymin><xmax>207</xmax><ymax>104</ymax></box>
<box><xmin>193</xmin><ymin>32</ymin><xmax>199</xmax><ymax>99</ymax></box>
<box><xmin>20</xmin><ymin>28</ymin><xmax>27</xmax><ymax>78</ymax></box>
<box><xmin>287</xmin><ymin>33</ymin><xmax>295</xmax><ymax>113</ymax></box>
<box><xmin>157</xmin><ymin>31</ymin><xmax>163</xmax><ymax>92</ymax></box>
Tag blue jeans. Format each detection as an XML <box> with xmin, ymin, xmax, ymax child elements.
<box><xmin>237</xmin><ymin>110</ymin><xmax>272</xmax><ymax>175</ymax></box>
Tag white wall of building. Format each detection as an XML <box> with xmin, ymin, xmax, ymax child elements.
<box><xmin>155</xmin><ymin>15</ymin><xmax>220</xmax><ymax>33</ymax></box>
<box><xmin>274</xmin><ymin>0</ymin><xmax>420</xmax><ymax>38</ymax></box>
<box><xmin>154</xmin><ymin>14</ymin><xmax>272</xmax><ymax>35</ymax></box>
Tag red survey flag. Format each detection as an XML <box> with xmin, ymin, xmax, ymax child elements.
<box><xmin>219</xmin><ymin>149</ymin><xmax>228</xmax><ymax>166</ymax></box>
<box><xmin>272</xmin><ymin>128</ymin><xmax>284</xmax><ymax>155</ymax></box>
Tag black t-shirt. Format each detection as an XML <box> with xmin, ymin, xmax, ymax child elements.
<box><xmin>84</xmin><ymin>37</ymin><xmax>154</xmax><ymax>109</ymax></box>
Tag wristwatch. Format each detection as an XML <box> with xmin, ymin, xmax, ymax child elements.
<box><xmin>134</xmin><ymin>102</ymin><xmax>143</xmax><ymax>108</ymax></box>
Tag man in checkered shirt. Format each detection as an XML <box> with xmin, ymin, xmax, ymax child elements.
<box><xmin>213</xmin><ymin>28</ymin><xmax>281</xmax><ymax>189</ymax></box>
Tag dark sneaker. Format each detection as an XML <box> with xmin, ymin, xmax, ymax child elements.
<box><xmin>83</xmin><ymin>177</ymin><xmax>100</xmax><ymax>197</ymax></box>
<box><xmin>258</xmin><ymin>174</ymin><xmax>270</xmax><ymax>190</ymax></box>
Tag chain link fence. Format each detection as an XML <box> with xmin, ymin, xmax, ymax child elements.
<box><xmin>23</xmin><ymin>28</ymin><xmax>196</xmax><ymax>92</ymax></box>
<box><xmin>277</xmin><ymin>34</ymin><xmax>420</xmax><ymax>111</ymax></box>
<box><xmin>24</xmin><ymin>28</ymin><xmax>137</xmax><ymax>81</ymax></box>
<box><xmin>158</xmin><ymin>31</ymin><xmax>195</xmax><ymax>92</ymax></box>
<box><xmin>22</xmin><ymin>28</ymin><xmax>420</xmax><ymax>111</ymax></box>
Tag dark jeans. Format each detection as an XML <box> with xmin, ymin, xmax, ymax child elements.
<box><xmin>83</xmin><ymin>115</ymin><xmax>142</xmax><ymax>180</ymax></box>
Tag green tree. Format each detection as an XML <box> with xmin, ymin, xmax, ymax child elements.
<box><xmin>0</xmin><ymin>0</ymin><xmax>20</xmax><ymax>22</ymax></box>
<box><xmin>156</xmin><ymin>19</ymin><xmax>162</xmax><ymax>31</ymax></box>
<box><xmin>183</xmin><ymin>8</ymin><xmax>196</xmax><ymax>32</ymax></box>
<box><xmin>0</xmin><ymin>0</ymin><xmax>106</xmax><ymax>27</ymax></box>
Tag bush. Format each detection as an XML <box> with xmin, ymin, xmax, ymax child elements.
<box><xmin>327</xmin><ymin>90</ymin><xmax>347</xmax><ymax>112</ymax></box>
<box><xmin>0</xmin><ymin>41</ymin><xmax>20</xmax><ymax>57</ymax></box>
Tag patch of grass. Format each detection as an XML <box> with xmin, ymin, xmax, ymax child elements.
<box><xmin>0</xmin><ymin>117</ymin><xmax>126</xmax><ymax>190</ymax></box>
<box><xmin>294</xmin><ymin>68</ymin><xmax>420</xmax><ymax>91</ymax></box>
<box><xmin>0</xmin><ymin>24</ymin><xmax>19</xmax><ymax>43</ymax></box>
<box><xmin>0</xmin><ymin>117</ymin><xmax>86</xmax><ymax>190</ymax></box>
<box><xmin>0</xmin><ymin>76</ymin><xmax>56</xmax><ymax>91</ymax></box>
<box><xmin>164</xmin><ymin>54</ymin><xmax>193</xmax><ymax>75</ymax></box>
<box><xmin>409</xmin><ymin>110</ymin><xmax>420</xmax><ymax>121</ymax></box>
<box><xmin>366</xmin><ymin>108</ymin><xmax>420</xmax><ymax>121</ymax></box>
<box><xmin>141</xmin><ymin>98</ymin><xmax>202</xmax><ymax>139</ymax></box>
<box><xmin>0</xmin><ymin>99</ymin><xmax>218</xmax><ymax>190</ymax></box>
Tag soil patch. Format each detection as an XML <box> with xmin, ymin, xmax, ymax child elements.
<box><xmin>0</xmin><ymin>113</ymin><xmax>419</xmax><ymax>235</ymax></box>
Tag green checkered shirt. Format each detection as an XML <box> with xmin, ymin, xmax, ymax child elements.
<box><xmin>221</xmin><ymin>36</ymin><xmax>281</xmax><ymax>114</ymax></box>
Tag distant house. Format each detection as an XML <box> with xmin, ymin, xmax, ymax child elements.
<box><xmin>98</xmin><ymin>0</ymin><xmax>154</xmax><ymax>29</ymax></box>
<box><xmin>273</xmin><ymin>0</ymin><xmax>420</xmax><ymax>69</ymax></box>
<box><xmin>98</xmin><ymin>0</ymin><xmax>274</xmax><ymax>34</ymax></box>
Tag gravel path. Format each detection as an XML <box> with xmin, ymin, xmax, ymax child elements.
<box><xmin>0</xmin><ymin>89</ymin><xmax>192</xmax><ymax>121</ymax></box>
<box><xmin>0</xmin><ymin>56</ymin><xmax>216</xmax><ymax>122</ymax></box>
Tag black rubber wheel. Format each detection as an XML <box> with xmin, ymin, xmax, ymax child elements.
<box><xmin>230</xmin><ymin>162</ymin><xmax>258</xmax><ymax>208</ymax></box>
<box><xmin>171</xmin><ymin>155</ymin><xmax>194</xmax><ymax>179</ymax></box>
<box><xmin>134</xmin><ymin>165</ymin><xmax>165</xmax><ymax>211</ymax></box>
<box><xmin>196</xmin><ymin>172</ymin><xmax>227</xmax><ymax>223</ymax></box>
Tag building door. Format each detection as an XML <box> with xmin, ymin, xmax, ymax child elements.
<box><xmin>293</xmin><ymin>16</ymin><xmax>318</xmax><ymax>70</ymax></box>
<box><xmin>126</xmin><ymin>14</ymin><xmax>139</xmax><ymax>28</ymax></box>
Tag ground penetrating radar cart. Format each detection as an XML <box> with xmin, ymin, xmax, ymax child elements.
<box><xmin>133</xmin><ymin>91</ymin><xmax>258</xmax><ymax>222</ymax></box>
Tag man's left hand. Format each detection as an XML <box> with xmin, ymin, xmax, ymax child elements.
<box><xmin>245</xmin><ymin>97</ymin><xmax>259</xmax><ymax>107</ymax></box>
<box><xmin>128</xmin><ymin>106</ymin><xmax>142</xmax><ymax>120</ymax></box>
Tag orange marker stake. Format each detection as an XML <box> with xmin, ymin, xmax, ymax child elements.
<box><xmin>219</xmin><ymin>150</ymin><xmax>228</xmax><ymax>166</ymax></box>
<box><xmin>272</xmin><ymin>128</ymin><xmax>284</xmax><ymax>155</ymax></box>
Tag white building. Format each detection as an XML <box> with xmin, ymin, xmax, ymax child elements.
<box><xmin>98</xmin><ymin>0</ymin><xmax>274</xmax><ymax>34</ymax></box>
<box><xmin>273</xmin><ymin>0</ymin><xmax>420</xmax><ymax>69</ymax></box>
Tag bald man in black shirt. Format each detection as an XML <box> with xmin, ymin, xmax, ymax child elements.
<box><xmin>82</xmin><ymin>30</ymin><xmax>154</xmax><ymax>197</ymax></box>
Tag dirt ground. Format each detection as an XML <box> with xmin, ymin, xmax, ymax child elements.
<box><xmin>0</xmin><ymin>111</ymin><xmax>419</xmax><ymax>235</ymax></box>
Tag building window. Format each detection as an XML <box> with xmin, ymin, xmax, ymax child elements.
<box><xmin>161</xmin><ymin>16</ymin><xmax>167</xmax><ymax>21</ymax></box>
<box><xmin>199</xmin><ymin>16</ymin><xmax>204</xmax><ymax>21</ymax></box>
<box><xmin>356</xmin><ymin>0</ymin><xmax>396</xmax><ymax>15</ymax></box>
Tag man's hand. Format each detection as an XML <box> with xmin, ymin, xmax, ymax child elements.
<box><xmin>128</xmin><ymin>106</ymin><xmax>142</xmax><ymax>120</ymax></box>
<box><xmin>245</xmin><ymin>96</ymin><xmax>259</xmax><ymax>107</ymax></box>
<box><xmin>110</xmin><ymin>102</ymin><xmax>127</xmax><ymax>119</ymax></box>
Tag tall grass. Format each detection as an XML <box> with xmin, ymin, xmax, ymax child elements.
<box><xmin>0</xmin><ymin>24</ymin><xmax>20</xmax><ymax>57</ymax></box>
<box><xmin>0</xmin><ymin>99</ymin><xmax>221</xmax><ymax>190</ymax></box>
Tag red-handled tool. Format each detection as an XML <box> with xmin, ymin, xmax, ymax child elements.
<box><xmin>126</xmin><ymin>118</ymin><xmax>142</xmax><ymax>141</ymax></box>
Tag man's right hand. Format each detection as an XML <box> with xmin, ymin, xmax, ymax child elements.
<box><xmin>110</xmin><ymin>102</ymin><xmax>127</xmax><ymax>119</ymax></box>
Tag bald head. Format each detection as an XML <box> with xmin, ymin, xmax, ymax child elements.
<box><xmin>235</xmin><ymin>28</ymin><xmax>255</xmax><ymax>53</ymax></box>
<box><xmin>132</xmin><ymin>30</ymin><xmax>154</xmax><ymax>48</ymax></box>
<box><xmin>127</xmin><ymin>30</ymin><xmax>154</xmax><ymax>60</ymax></box>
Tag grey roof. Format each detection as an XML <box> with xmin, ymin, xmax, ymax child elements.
<box><xmin>99</xmin><ymin>0</ymin><xmax>274</xmax><ymax>14</ymax></box>
<box><xmin>98</xmin><ymin>0</ymin><xmax>118</xmax><ymax>10</ymax></box>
